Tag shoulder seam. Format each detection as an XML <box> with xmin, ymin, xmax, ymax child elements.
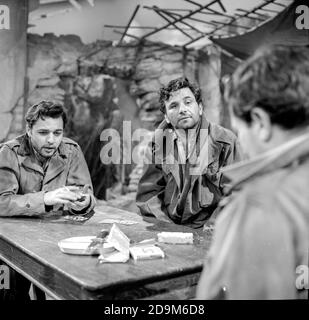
<box><xmin>62</xmin><ymin>137</ymin><xmax>79</xmax><ymax>146</ymax></box>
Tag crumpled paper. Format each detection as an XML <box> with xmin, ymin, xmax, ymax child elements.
<box><xmin>98</xmin><ymin>224</ymin><xmax>130</xmax><ymax>263</ymax></box>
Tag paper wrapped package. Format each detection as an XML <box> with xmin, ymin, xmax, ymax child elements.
<box><xmin>129</xmin><ymin>245</ymin><xmax>165</xmax><ymax>261</ymax></box>
<box><xmin>98</xmin><ymin>224</ymin><xmax>130</xmax><ymax>263</ymax></box>
<box><xmin>157</xmin><ymin>232</ymin><xmax>193</xmax><ymax>244</ymax></box>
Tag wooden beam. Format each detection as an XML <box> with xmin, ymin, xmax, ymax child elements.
<box><xmin>105</xmin><ymin>24</ymin><xmax>194</xmax><ymax>31</ymax></box>
<box><xmin>153</xmin><ymin>7</ymin><xmax>204</xmax><ymax>35</ymax></box>
<box><xmin>119</xmin><ymin>5</ymin><xmax>140</xmax><ymax>44</ymax></box>
<box><xmin>150</xmin><ymin>6</ymin><xmax>194</xmax><ymax>40</ymax></box>
<box><xmin>140</xmin><ymin>0</ymin><xmax>220</xmax><ymax>40</ymax></box>
<box><xmin>114</xmin><ymin>30</ymin><xmax>140</xmax><ymax>41</ymax></box>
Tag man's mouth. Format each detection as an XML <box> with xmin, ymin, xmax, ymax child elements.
<box><xmin>179</xmin><ymin>116</ymin><xmax>191</xmax><ymax>121</ymax></box>
<box><xmin>42</xmin><ymin>147</ymin><xmax>55</xmax><ymax>152</ymax></box>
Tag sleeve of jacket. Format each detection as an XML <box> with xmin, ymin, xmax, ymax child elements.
<box><xmin>66</xmin><ymin>144</ymin><xmax>96</xmax><ymax>215</ymax></box>
<box><xmin>0</xmin><ymin>145</ymin><xmax>46</xmax><ymax>216</ymax></box>
<box><xmin>135</xmin><ymin>142</ymin><xmax>172</xmax><ymax>223</ymax></box>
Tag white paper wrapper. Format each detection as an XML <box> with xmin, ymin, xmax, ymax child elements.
<box><xmin>98</xmin><ymin>224</ymin><xmax>130</xmax><ymax>263</ymax></box>
<box><xmin>157</xmin><ymin>232</ymin><xmax>194</xmax><ymax>244</ymax></box>
<box><xmin>129</xmin><ymin>245</ymin><xmax>165</xmax><ymax>261</ymax></box>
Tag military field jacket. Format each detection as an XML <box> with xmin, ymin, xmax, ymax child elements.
<box><xmin>0</xmin><ymin>134</ymin><xmax>95</xmax><ymax>216</ymax></box>
<box><xmin>197</xmin><ymin>132</ymin><xmax>309</xmax><ymax>299</ymax></box>
<box><xmin>136</xmin><ymin>113</ymin><xmax>242</xmax><ymax>228</ymax></box>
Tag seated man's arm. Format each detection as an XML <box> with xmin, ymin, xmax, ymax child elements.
<box><xmin>0</xmin><ymin>145</ymin><xmax>46</xmax><ymax>216</ymax></box>
<box><xmin>65</xmin><ymin>144</ymin><xmax>96</xmax><ymax>215</ymax></box>
<box><xmin>136</xmin><ymin>145</ymin><xmax>172</xmax><ymax>223</ymax></box>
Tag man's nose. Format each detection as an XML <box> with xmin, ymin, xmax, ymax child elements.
<box><xmin>47</xmin><ymin>133</ymin><xmax>55</xmax><ymax>144</ymax></box>
<box><xmin>179</xmin><ymin>102</ymin><xmax>187</xmax><ymax>114</ymax></box>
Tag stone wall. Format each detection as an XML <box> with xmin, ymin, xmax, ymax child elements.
<box><xmin>0</xmin><ymin>0</ymin><xmax>27</xmax><ymax>142</ymax></box>
<box><xmin>79</xmin><ymin>40</ymin><xmax>222</xmax><ymax>129</ymax></box>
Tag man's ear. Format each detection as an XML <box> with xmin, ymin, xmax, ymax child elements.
<box><xmin>164</xmin><ymin>114</ymin><xmax>170</xmax><ymax>124</ymax></box>
<box><xmin>26</xmin><ymin>125</ymin><xmax>32</xmax><ymax>138</ymax></box>
<box><xmin>250</xmin><ymin>107</ymin><xmax>272</xmax><ymax>142</ymax></box>
<box><xmin>198</xmin><ymin>103</ymin><xmax>203</xmax><ymax>115</ymax></box>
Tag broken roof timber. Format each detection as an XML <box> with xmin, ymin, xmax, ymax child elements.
<box><xmin>140</xmin><ymin>0</ymin><xmax>222</xmax><ymax>40</ymax></box>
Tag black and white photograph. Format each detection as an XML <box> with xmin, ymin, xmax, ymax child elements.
<box><xmin>0</xmin><ymin>0</ymin><xmax>308</xmax><ymax>309</ymax></box>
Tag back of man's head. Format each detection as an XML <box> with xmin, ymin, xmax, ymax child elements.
<box><xmin>226</xmin><ymin>45</ymin><xmax>309</xmax><ymax>129</ymax></box>
<box><xmin>25</xmin><ymin>100</ymin><xmax>67</xmax><ymax>129</ymax></box>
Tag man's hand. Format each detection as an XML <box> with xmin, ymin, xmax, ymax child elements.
<box><xmin>66</xmin><ymin>193</ymin><xmax>91</xmax><ymax>212</ymax></box>
<box><xmin>44</xmin><ymin>186</ymin><xmax>83</xmax><ymax>206</ymax></box>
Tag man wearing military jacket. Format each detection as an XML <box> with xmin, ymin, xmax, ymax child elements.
<box><xmin>0</xmin><ymin>100</ymin><xmax>95</xmax><ymax>300</ymax></box>
<box><xmin>136</xmin><ymin>77</ymin><xmax>242</xmax><ymax>229</ymax></box>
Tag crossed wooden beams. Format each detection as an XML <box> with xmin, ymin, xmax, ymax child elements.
<box><xmin>104</xmin><ymin>0</ymin><xmax>293</xmax><ymax>47</ymax></box>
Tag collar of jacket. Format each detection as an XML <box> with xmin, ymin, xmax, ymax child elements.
<box><xmin>16</xmin><ymin>134</ymin><xmax>68</xmax><ymax>180</ymax></box>
<box><xmin>156</xmin><ymin>112</ymin><xmax>223</xmax><ymax>166</ymax></box>
<box><xmin>16</xmin><ymin>134</ymin><xmax>68</xmax><ymax>158</ymax></box>
<box><xmin>222</xmin><ymin>130</ymin><xmax>309</xmax><ymax>193</ymax></box>
<box><xmin>154</xmin><ymin>113</ymin><xmax>224</xmax><ymax>187</ymax></box>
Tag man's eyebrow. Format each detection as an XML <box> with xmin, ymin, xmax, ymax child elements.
<box><xmin>167</xmin><ymin>101</ymin><xmax>178</xmax><ymax>107</ymax></box>
<box><xmin>37</xmin><ymin>129</ymin><xmax>63</xmax><ymax>132</ymax></box>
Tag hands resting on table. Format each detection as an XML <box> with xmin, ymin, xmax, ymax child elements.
<box><xmin>43</xmin><ymin>186</ymin><xmax>91</xmax><ymax>211</ymax></box>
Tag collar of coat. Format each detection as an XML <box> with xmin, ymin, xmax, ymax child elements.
<box><xmin>152</xmin><ymin>113</ymin><xmax>230</xmax><ymax>187</ymax></box>
<box><xmin>12</xmin><ymin>134</ymin><xmax>71</xmax><ymax>182</ymax></box>
<box><xmin>222</xmin><ymin>130</ymin><xmax>309</xmax><ymax>192</ymax></box>
<box><xmin>15</xmin><ymin>134</ymin><xmax>69</xmax><ymax>158</ymax></box>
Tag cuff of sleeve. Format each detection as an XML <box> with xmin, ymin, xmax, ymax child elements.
<box><xmin>24</xmin><ymin>191</ymin><xmax>46</xmax><ymax>216</ymax></box>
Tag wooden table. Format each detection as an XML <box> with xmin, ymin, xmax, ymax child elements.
<box><xmin>0</xmin><ymin>204</ymin><xmax>212</xmax><ymax>300</ymax></box>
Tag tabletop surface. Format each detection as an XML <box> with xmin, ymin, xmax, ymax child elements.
<box><xmin>0</xmin><ymin>204</ymin><xmax>213</xmax><ymax>298</ymax></box>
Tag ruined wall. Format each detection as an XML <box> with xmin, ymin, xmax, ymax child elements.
<box><xmin>79</xmin><ymin>40</ymin><xmax>222</xmax><ymax>129</ymax></box>
<box><xmin>0</xmin><ymin>0</ymin><xmax>27</xmax><ymax>142</ymax></box>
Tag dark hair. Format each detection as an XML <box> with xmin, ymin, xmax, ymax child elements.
<box><xmin>225</xmin><ymin>45</ymin><xmax>309</xmax><ymax>129</ymax></box>
<box><xmin>25</xmin><ymin>100</ymin><xmax>67</xmax><ymax>129</ymax></box>
<box><xmin>158</xmin><ymin>77</ymin><xmax>202</xmax><ymax>113</ymax></box>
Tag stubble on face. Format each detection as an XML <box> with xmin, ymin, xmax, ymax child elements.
<box><xmin>27</xmin><ymin>117</ymin><xmax>64</xmax><ymax>159</ymax></box>
<box><xmin>164</xmin><ymin>88</ymin><xmax>202</xmax><ymax>130</ymax></box>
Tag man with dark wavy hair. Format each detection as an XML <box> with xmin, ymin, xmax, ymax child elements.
<box><xmin>0</xmin><ymin>100</ymin><xmax>95</xmax><ymax>300</ymax></box>
<box><xmin>197</xmin><ymin>45</ymin><xmax>309</xmax><ymax>299</ymax></box>
<box><xmin>136</xmin><ymin>77</ymin><xmax>242</xmax><ymax>228</ymax></box>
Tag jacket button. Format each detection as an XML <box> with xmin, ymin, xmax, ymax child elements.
<box><xmin>26</xmin><ymin>203</ymin><xmax>31</xmax><ymax>208</ymax></box>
